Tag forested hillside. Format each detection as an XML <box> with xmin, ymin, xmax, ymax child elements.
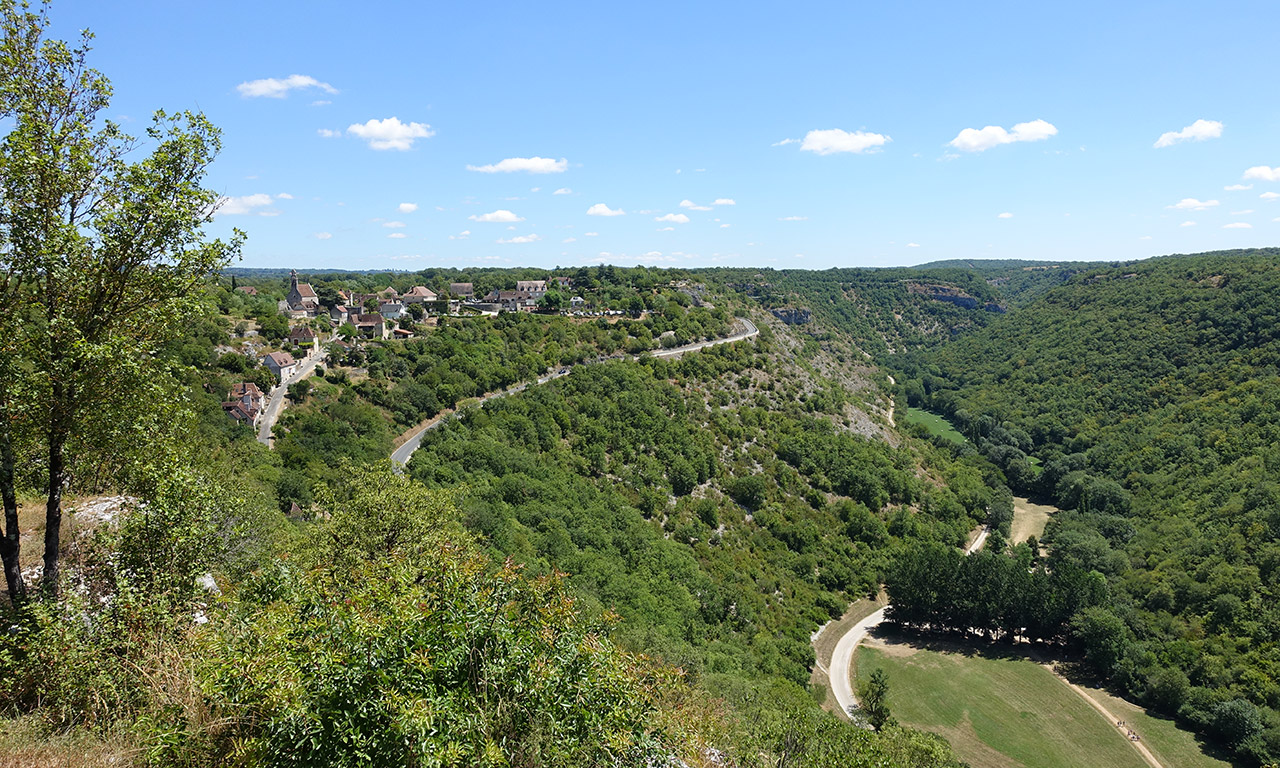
<box><xmin>899</xmin><ymin>248</ymin><xmax>1280</xmax><ymax>764</ymax></box>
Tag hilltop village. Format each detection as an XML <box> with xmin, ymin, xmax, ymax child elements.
<box><xmin>214</xmin><ymin>267</ymin><xmax>716</xmax><ymax>431</ymax></box>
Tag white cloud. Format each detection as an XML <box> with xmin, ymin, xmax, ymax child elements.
<box><xmin>656</xmin><ymin>213</ymin><xmax>690</xmax><ymax>223</ymax></box>
<box><xmin>679</xmin><ymin>199</ymin><xmax>712</xmax><ymax>211</ymax></box>
<box><xmin>1244</xmin><ymin>166</ymin><xmax>1280</xmax><ymax>182</ymax></box>
<box><xmin>315</xmin><ymin>232</ymin><xmax>332</xmax><ymax>240</ymax></box>
<box><xmin>799</xmin><ymin>128</ymin><xmax>891</xmax><ymax>155</ymax></box>
<box><xmin>1168</xmin><ymin>198</ymin><xmax>1219</xmax><ymax>210</ymax></box>
<box><xmin>448</xmin><ymin>230</ymin><xmax>470</xmax><ymax>240</ymax></box>
<box><xmin>562</xmin><ymin>237</ymin><xmax>577</xmax><ymax>243</ymax></box>
<box><xmin>276</xmin><ymin>193</ymin><xmax>293</xmax><ymax>200</ymax></box>
<box><xmin>553</xmin><ymin>188</ymin><xmax>572</xmax><ymax>195</ymax></box>
<box><xmin>772</xmin><ymin>138</ymin><xmax>799</xmax><ymax>146</ymax></box>
<box><xmin>657</xmin><ymin>226</ymin><xmax>674</xmax><ymax>231</ymax></box>
<box><xmin>1225</xmin><ymin>184</ymin><xmax>1253</xmax><ymax>191</ymax></box>
<box><xmin>398</xmin><ymin>203</ymin><xmax>418</xmax><ymax>213</ymax></box>
<box><xmin>317</xmin><ymin>129</ymin><xmax>341</xmax><ymax>138</ymax></box>
<box><xmin>906</xmin><ymin>242</ymin><xmax>921</xmax><ymax>247</ymax></box>
<box><xmin>949</xmin><ymin>119</ymin><xmax>1058</xmax><ymax>152</ymax></box>
<box><xmin>1231</xmin><ymin>210</ymin><xmax>1254</xmax><ymax>215</ymax></box>
<box><xmin>387</xmin><ymin>233</ymin><xmax>407</xmax><ymax>239</ymax></box>
<box><xmin>720</xmin><ymin>224</ymin><xmax>730</xmax><ymax>228</ymax></box>
<box><xmin>587</xmin><ymin>203</ymin><xmax>625</xmax><ymax>217</ymax></box>
<box><xmin>1261</xmin><ymin>192</ymin><xmax>1280</xmax><ymax>200</ymax></box>
<box><xmin>714</xmin><ymin>198</ymin><xmax>736</xmax><ymax>206</ymax></box>
<box><xmin>347</xmin><ymin>117</ymin><xmax>434</xmax><ymax>150</ymax></box>
<box><xmin>1180</xmin><ymin>221</ymin><xmax>1197</xmax><ymax>227</ymax></box>
<box><xmin>469</xmin><ymin>210</ymin><xmax>524</xmax><ymax>223</ymax></box>
<box><xmin>217</xmin><ymin>193</ymin><xmax>274</xmax><ymax>215</ymax></box>
<box><xmin>237</xmin><ymin>74</ymin><xmax>337</xmax><ymax>99</ymax></box>
<box><xmin>779</xmin><ymin>216</ymin><xmax>808</xmax><ymax>221</ymax></box>
<box><xmin>1139</xmin><ymin>236</ymin><xmax>1152</xmax><ymax>240</ymax></box>
<box><xmin>1223</xmin><ymin>222</ymin><xmax>1253</xmax><ymax>229</ymax></box>
<box><xmin>1154</xmin><ymin>119</ymin><xmax>1223</xmax><ymax>148</ymax></box>
<box><xmin>383</xmin><ymin>221</ymin><xmax>406</xmax><ymax>228</ymax></box>
<box><xmin>466</xmin><ymin>157</ymin><xmax>567</xmax><ymax>173</ymax></box>
<box><xmin>997</xmin><ymin>212</ymin><xmax>1013</xmax><ymax>219</ymax></box>
<box><xmin>498</xmin><ymin>234</ymin><xmax>541</xmax><ymax>244</ymax></box>
<box><xmin>584</xmin><ymin>232</ymin><xmax>599</xmax><ymax>237</ymax></box>
<box><xmin>310</xmin><ymin>100</ymin><xmax>331</xmax><ymax>107</ymax></box>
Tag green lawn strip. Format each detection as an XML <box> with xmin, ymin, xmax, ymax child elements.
<box><xmin>1078</xmin><ymin>684</ymin><xmax>1239</xmax><ymax>768</ymax></box>
<box><xmin>902</xmin><ymin>407</ymin><xmax>968</xmax><ymax>445</ymax></box>
<box><xmin>857</xmin><ymin>642</ymin><xmax>1147</xmax><ymax>768</ymax></box>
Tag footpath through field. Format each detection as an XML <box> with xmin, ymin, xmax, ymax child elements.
<box><xmin>390</xmin><ymin>318</ymin><xmax>758</xmax><ymax>467</ymax></box>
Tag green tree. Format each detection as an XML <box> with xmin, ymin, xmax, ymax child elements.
<box><xmin>0</xmin><ymin>1</ymin><xmax>239</xmax><ymax>597</ymax></box>
<box><xmin>853</xmin><ymin>668</ymin><xmax>894</xmax><ymax>731</ymax></box>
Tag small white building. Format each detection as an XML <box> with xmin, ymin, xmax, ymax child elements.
<box><xmin>261</xmin><ymin>351</ymin><xmax>298</xmax><ymax>382</ymax></box>
<box><xmin>379</xmin><ymin>302</ymin><xmax>405</xmax><ymax>320</ymax></box>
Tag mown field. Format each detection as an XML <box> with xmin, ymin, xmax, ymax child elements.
<box><xmin>902</xmin><ymin>407</ymin><xmax>968</xmax><ymax>445</ymax></box>
<box><xmin>857</xmin><ymin>638</ymin><xmax>1150</xmax><ymax>768</ymax></box>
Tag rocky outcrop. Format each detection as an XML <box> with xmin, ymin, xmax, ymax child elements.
<box><xmin>771</xmin><ymin>307</ymin><xmax>812</xmax><ymax>325</ymax></box>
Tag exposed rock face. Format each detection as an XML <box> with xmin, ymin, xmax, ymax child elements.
<box><xmin>771</xmin><ymin>307</ymin><xmax>812</xmax><ymax>325</ymax></box>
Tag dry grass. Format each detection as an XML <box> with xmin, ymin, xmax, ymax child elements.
<box><xmin>0</xmin><ymin>717</ymin><xmax>141</xmax><ymax>768</ymax></box>
<box><xmin>1011</xmin><ymin>496</ymin><xmax>1055</xmax><ymax>545</ymax></box>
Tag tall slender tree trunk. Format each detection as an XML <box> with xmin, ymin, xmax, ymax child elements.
<box><xmin>0</xmin><ymin>430</ymin><xmax>25</xmax><ymax>603</ymax></box>
<box><xmin>41</xmin><ymin>424</ymin><xmax>66</xmax><ymax>597</ymax></box>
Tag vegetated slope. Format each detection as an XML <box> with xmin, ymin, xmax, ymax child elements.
<box><xmin>714</xmin><ymin>267</ymin><xmax>1009</xmax><ymax>357</ymax></box>
<box><xmin>403</xmin><ymin>317</ymin><xmax>1002</xmax><ymax>746</ymax></box>
<box><xmin>901</xmin><ymin>248</ymin><xmax>1280</xmax><ymax>765</ymax></box>
<box><xmin>910</xmin><ymin>258</ymin><xmax>1109</xmax><ymax>307</ymax></box>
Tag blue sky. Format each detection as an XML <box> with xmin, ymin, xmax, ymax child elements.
<box><xmin>51</xmin><ymin>1</ymin><xmax>1280</xmax><ymax>270</ymax></box>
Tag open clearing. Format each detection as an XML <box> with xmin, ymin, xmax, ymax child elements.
<box><xmin>857</xmin><ymin>635</ymin><xmax>1150</xmax><ymax>768</ymax></box>
<box><xmin>1010</xmin><ymin>496</ymin><xmax>1055</xmax><ymax>545</ymax></box>
<box><xmin>902</xmin><ymin>407</ymin><xmax>968</xmax><ymax>445</ymax></box>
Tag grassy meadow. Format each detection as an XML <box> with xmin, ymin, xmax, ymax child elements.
<box><xmin>857</xmin><ymin>638</ymin><xmax>1148</xmax><ymax>768</ymax></box>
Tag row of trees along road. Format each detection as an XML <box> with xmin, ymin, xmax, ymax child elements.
<box><xmin>0</xmin><ymin>0</ymin><xmax>237</xmax><ymax>599</ymax></box>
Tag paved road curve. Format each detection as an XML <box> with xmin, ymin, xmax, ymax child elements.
<box><xmin>257</xmin><ymin>341</ymin><xmax>328</xmax><ymax>447</ymax></box>
<box><xmin>827</xmin><ymin>525</ymin><xmax>989</xmax><ymax>719</ymax></box>
<box><xmin>391</xmin><ymin>318</ymin><xmax>758</xmax><ymax>467</ymax></box>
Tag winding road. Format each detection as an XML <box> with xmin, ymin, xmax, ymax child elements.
<box><xmin>390</xmin><ymin>318</ymin><xmax>759</xmax><ymax>466</ymax></box>
<box><xmin>827</xmin><ymin>525</ymin><xmax>989</xmax><ymax>719</ymax></box>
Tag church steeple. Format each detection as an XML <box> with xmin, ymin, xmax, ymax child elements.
<box><xmin>290</xmin><ymin>269</ymin><xmax>299</xmax><ymax>292</ymax></box>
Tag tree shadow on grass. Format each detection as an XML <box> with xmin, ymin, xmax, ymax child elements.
<box><xmin>867</xmin><ymin>623</ymin><xmax>1249</xmax><ymax>768</ymax></box>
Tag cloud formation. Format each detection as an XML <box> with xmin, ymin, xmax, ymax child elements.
<box><xmin>1244</xmin><ymin>166</ymin><xmax>1280</xmax><ymax>182</ymax></box>
<box><xmin>714</xmin><ymin>198</ymin><xmax>736</xmax><ymax>206</ymax></box>
<box><xmin>217</xmin><ymin>193</ymin><xmax>275</xmax><ymax>215</ymax></box>
<box><xmin>315</xmin><ymin>232</ymin><xmax>332</xmax><ymax>240</ymax></box>
<box><xmin>383</xmin><ymin>221</ymin><xmax>406</xmax><ymax>228</ymax></box>
<box><xmin>467</xmin><ymin>157</ymin><xmax>568</xmax><ymax>173</ymax></box>
<box><xmin>587</xmin><ymin>203</ymin><xmax>625</xmax><ymax>217</ymax></box>
<box><xmin>317</xmin><ymin>129</ymin><xmax>341</xmax><ymax>138</ymax></box>
<box><xmin>997</xmin><ymin>212</ymin><xmax>1013</xmax><ymax>218</ymax></box>
<box><xmin>949</xmin><ymin>119</ymin><xmax>1057</xmax><ymax>152</ymax></box>
<box><xmin>799</xmin><ymin>129</ymin><xmax>890</xmax><ymax>155</ymax></box>
<box><xmin>1168</xmin><ymin>198</ymin><xmax>1219</xmax><ymax>210</ymax></box>
<box><xmin>1154</xmin><ymin>119</ymin><xmax>1223</xmax><ymax>148</ymax></box>
<box><xmin>1262</xmin><ymin>192</ymin><xmax>1280</xmax><ymax>200</ymax></box>
<box><xmin>1225</xmin><ymin>184</ymin><xmax>1253</xmax><ymax>191</ymax></box>
<box><xmin>398</xmin><ymin>203</ymin><xmax>418</xmax><ymax>213</ymax></box>
<box><xmin>679</xmin><ymin>199</ymin><xmax>712</xmax><ymax>211</ymax></box>
<box><xmin>553</xmin><ymin>188</ymin><xmax>572</xmax><ymax>195</ymax></box>
<box><xmin>469</xmin><ymin>210</ymin><xmax>524</xmax><ymax>223</ymax></box>
<box><xmin>347</xmin><ymin>117</ymin><xmax>434</xmax><ymax>150</ymax></box>
<box><xmin>237</xmin><ymin>74</ymin><xmax>337</xmax><ymax>99</ymax></box>
<box><xmin>1223</xmin><ymin>222</ymin><xmax>1252</xmax><ymax>229</ymax></box>
<box><xmin>498</xmin><ymin>234</ymin><xmax>541</xmax><ymax>244</ymax></box>
<box><xmin>656</xmin><ymin>213</ymin><xmax>690</xmax><ymax>223</ymax></box>
<box><xmin>387</xmin><ymin>233</ymin><xmax>407</xmax><ymax>239</ymax></box>
<box><xmin>779</xmin><ymin>216</ymin><xmax>808</xmax><ymax>221</ymax></box>
<box><xmin>449</xmin><ymin>230</ymin><xmax>470</xmax><ymax>240</ymax></box>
